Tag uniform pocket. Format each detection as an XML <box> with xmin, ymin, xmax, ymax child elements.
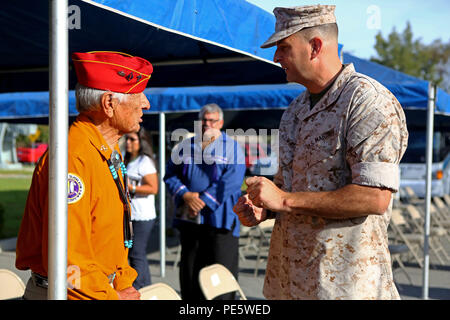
<box><xmin>303</xmin><ymin>136</ymin><xmax>345</xmax><ymax>191</ymax></box>
<box><xmin>303</xmin><ymin>130</ymin><xmax>341</xmax><ymax>170</ymax></box>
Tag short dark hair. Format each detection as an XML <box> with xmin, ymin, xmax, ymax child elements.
<box><xmin>297</xmin><ymin>23</ymin><xmax>338</xmax><ymax>42</ymax></box>
<box><xmin>124</xmin><ymin>127</ymin><xmax>155</xmax><ymax>166</ymax></box>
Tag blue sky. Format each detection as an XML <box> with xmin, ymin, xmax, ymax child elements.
<box><xmin>246</xmin><ymin>0</ymin><xmax>450</xmax><ymax>59</ymax></box>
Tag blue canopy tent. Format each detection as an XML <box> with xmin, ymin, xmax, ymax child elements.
<box><xmin>1</xmin><ymin>55</ymin><xmax>449</xmax><ymax>133</ymax></box>
<box><xmin>1</xmin><ymin>0</ymin><xmax>285</xmax><ymax>92</ymax></box>
<box><xmin>0</xmin><ymin>0</ymin><xmax>345</xmax><ymax>139</ymax></box>
<box><xmin>343</xmin><ymin>53</ymin><xmax>450</xmax><ymax>116</ymax></box>
<box><xmin>0</xmin><ymin>83</ymin><xmax>303</xmax><ymax>120</ymax></box>
<box><xmin>2</xmin><ymin>0</ymin><xmax>447</xmax><ymax>131</ymax></box>
<box><xmin>1</xmin><ymin>64</ymin><xmax>449</xmax><ymax>121</ymax></box>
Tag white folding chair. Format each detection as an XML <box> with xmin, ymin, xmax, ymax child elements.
<box><xmin>443</xmin><ymin>194</ymin><xmax>450</xmax><ymax>208</ymax></box>
<box><xmin>433</xmin><ymin>196</ymin><xmax>450</xmax><ymax>221</ymax></box>
<box><xmin>389</xmin><ymin>209</ymin><xmax>424</xmax><ymax>267</ymax></box>
<box><xmin>139</xmin><ymin>282</ymin><xmax>181</xmax><ymax>300</ymax></box>
<box><xmin>0</xmin><ymin>269</ymin><xmax>25</xmax><ymax>300</ymax></box>
<box><xmin>199</xmin><ymin>264</ymin><xmax>246</xmax><ymax>300</ymax></box>
<box><xmin>402</xmin><ymin>187</ymin><xmax>424</xmax><ymax>205</ymax></box>
<box><xmin>403</xmin><ymin>205</ymin><xmax>450</xmax><ymax>264</ymax></box>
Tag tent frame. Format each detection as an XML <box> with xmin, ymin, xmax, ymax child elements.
<box><xmin>48</xmin><ymin>0</ymin><xmax>68</xmax><ymax>300</ymax></box>
<box><xmin>422</xmin><ymin>84</ymin><xmax>435</xmax><ymax>300</ymax></box>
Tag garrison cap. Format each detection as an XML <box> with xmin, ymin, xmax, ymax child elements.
<box><xmin>261</xmin><ymin>5</ymin><xmax>336</xmax><ymax>48</ymax></box>
<box><xmin>72</xmin><ymin>51</ymin><xmax>153</xmax><ymax>94</ymax></box>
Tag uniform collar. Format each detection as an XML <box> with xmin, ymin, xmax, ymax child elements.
<box><xmin>73</xmin><ymin>114</ymin><xmax>120</xmax><ymax>161</ymax></box>
<box><xmin>296</xmin><ymin>63</ymin><xmax>356</xmax><ymax>122</ymax></box>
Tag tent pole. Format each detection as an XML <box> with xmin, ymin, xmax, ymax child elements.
<box><xmin>48</xmin><ymin>0</ymin><xmax>68</xmax><ymax>300</ymax></box>
<box><xmin>422</xmin><ymin>83</ymin><xmax>435</xmax><ymax>300</ymax></box>
<box><xmin>159</xmin><ymin>112</ymin><xmax>166</xmax><ymax>277</ymax></box>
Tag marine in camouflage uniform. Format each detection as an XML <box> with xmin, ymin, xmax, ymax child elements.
<box><xmin>233</xmin><ymin>5</ymin><xmax>408</xmax><ymax>300</ymax></box>
<box><xmin>264</xmin><ymin>63</ymin><xmax>408</xmax><ymax>299</ymax></box>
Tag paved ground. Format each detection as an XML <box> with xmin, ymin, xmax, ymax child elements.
<box><xmin>1</xmin><ymin>224</ymin><xmax>450</xmax><ymax>300</ymax></box>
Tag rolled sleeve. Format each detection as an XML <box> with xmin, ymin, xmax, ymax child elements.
<box><xmin>351</xmin><ymin>162</ymin><xmax>400</xmax><ymax>191</ymax></box>
<box><xmin>346</xmin><ymin>87</ymin><xmax>408</xmax><ymax>194</ymax></box>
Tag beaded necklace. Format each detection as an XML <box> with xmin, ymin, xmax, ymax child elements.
<box><xmin>107</xmin><ymin>150</ymin><xmax>133</xmax><ymax>248</ymax></box>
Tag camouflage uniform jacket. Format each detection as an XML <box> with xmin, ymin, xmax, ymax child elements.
<box><xmin>263</xmin><ymin>63</ymin><xmax>408</xmax><ymax>300</ymax></box>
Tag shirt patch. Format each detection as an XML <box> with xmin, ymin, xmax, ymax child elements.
<box><xmin>68</xmin><ymin>173</ymin><xmax>85</xmax><ymax>204</ymax></box>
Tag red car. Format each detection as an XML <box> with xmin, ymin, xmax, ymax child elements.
<box><xmin>243</xmin><ymin>142</ymin><xmax>268</xmax><ymax>169</ymax></box>
<box><xmin>16</xmin><ymin>143</ymin><xmax>48</xmax><ymax>163</ymax></box>
<box><xmin>239</xmin><ymin>142</ymin><xmax>278</xmax><ymax>177</ymax></box>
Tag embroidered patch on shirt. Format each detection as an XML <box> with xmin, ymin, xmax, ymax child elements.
<box><xmin>68</xmin><ymin>173</ymin><xmax>85</xmax><ymax>204</ymax></box>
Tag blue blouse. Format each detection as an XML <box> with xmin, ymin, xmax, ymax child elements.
<box><xmin>163</xmin><ymin>133</ymin><xmax>246</xmax><ymax>237</ymax></box>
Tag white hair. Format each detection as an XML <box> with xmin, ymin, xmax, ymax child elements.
<box><xmin>199</xmin><ymin>103</ymin><xmax>223</xmax><ymax>120</ymax></box>
<box><xmin>75</xmin><ymin>83</ymin><xmax>128</xmax><ymax>113</ymax></box>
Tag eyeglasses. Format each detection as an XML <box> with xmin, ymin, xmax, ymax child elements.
<box><xmin>201</xmin><ymin>118</ymin><xmax>220</xmax><ymax>124</ymax></box>
<box><xmin>126</xmin><ymin>137</ymin><xmax>138</xmax><ymax>142</ymax></box>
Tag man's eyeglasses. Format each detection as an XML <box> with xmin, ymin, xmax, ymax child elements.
<box><xmin>201</xmin><ymin>118</ymin><xmax>220</xmax><ymax>124</ymax></box>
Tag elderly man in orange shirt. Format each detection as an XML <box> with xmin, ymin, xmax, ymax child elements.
<box><xmin>15</xmin><ymin>51</ymin><xmax>152</xmax><ymax>300</ymax></box>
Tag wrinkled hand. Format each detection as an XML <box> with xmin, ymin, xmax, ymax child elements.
<box><xmin>183</xmin><ymin>192</ymin><xmax>206</xmax><ymax>212</ymax></box>
<box><xmin>233</xmin><ymin>194</ymin><xmax>266</xmax><ymax>227</ymax></box>
<box><xmin>117</xmin><ymin>286</ymin><xmax>141</xmax><ymax>300</ymax></box>
<box><xmin>246</xmin><ymin>176</ymin><xmax>286</xmax><ymax>212</ymax></box>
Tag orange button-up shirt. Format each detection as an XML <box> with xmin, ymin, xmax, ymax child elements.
<box><xmin>16</xmin><ymin>114</ymin><xmax>137</xmax><ymax>300</ymax></box>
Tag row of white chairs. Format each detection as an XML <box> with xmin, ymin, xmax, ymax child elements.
<box><xmin>140</xmin><ymin>263</ymin><xmax>246</xmax><ymax>300</ymax></box>
<box><xmin>0</xmin><ymin>263</ymin><xmax>245</xmax><ymax>301</ymax></box>
<box><xmin>389</xmin><ymin>189</ymin><xmax>450</xmax><ymax>284</ymax></box>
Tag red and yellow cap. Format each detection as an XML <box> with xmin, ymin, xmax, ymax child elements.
<box><xmin>71</xmin><ymin>51</ymin><xmax>153</xmax><ymax>94</ymax></box>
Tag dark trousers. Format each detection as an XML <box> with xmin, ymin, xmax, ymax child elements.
<box><xmin>177</xmin><ymin>222</ymin><xmax>239</xmax><ymax>300</ymax></box>
<box><xmin>128</xmin><ymin>219</ymin><xmax>155</xmax><ymax>290</ymax></box>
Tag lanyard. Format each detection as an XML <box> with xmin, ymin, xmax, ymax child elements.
<box><xmin>107</xmin><ymin>150</ymin><xmax>133</xmax><ymax>248</ymax></box>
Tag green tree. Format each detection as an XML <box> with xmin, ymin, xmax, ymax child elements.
<box><xmin>371</xmin><ymin>22</ymin><xmax>450</xmax><ymax>92</ymax></box>
<box><xmin>36</xmin><ymin>125</ymin><xmax>49</xmax><ymax>144</ymax></box>
<box><xmin>15</xmin><ymin>124</ymin><xmax>49</xmax><ymax>148</ymax></box>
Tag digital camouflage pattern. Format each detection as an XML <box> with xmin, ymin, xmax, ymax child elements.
<box><xmin>264</xmin><ymin>63</ymin><xmax>408</xmax><ymax>300</ymax></box>
<box><xmin>261</xmin><ymin>5</ymin><xmax>336</xmax><ymax>48</ymax></box>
